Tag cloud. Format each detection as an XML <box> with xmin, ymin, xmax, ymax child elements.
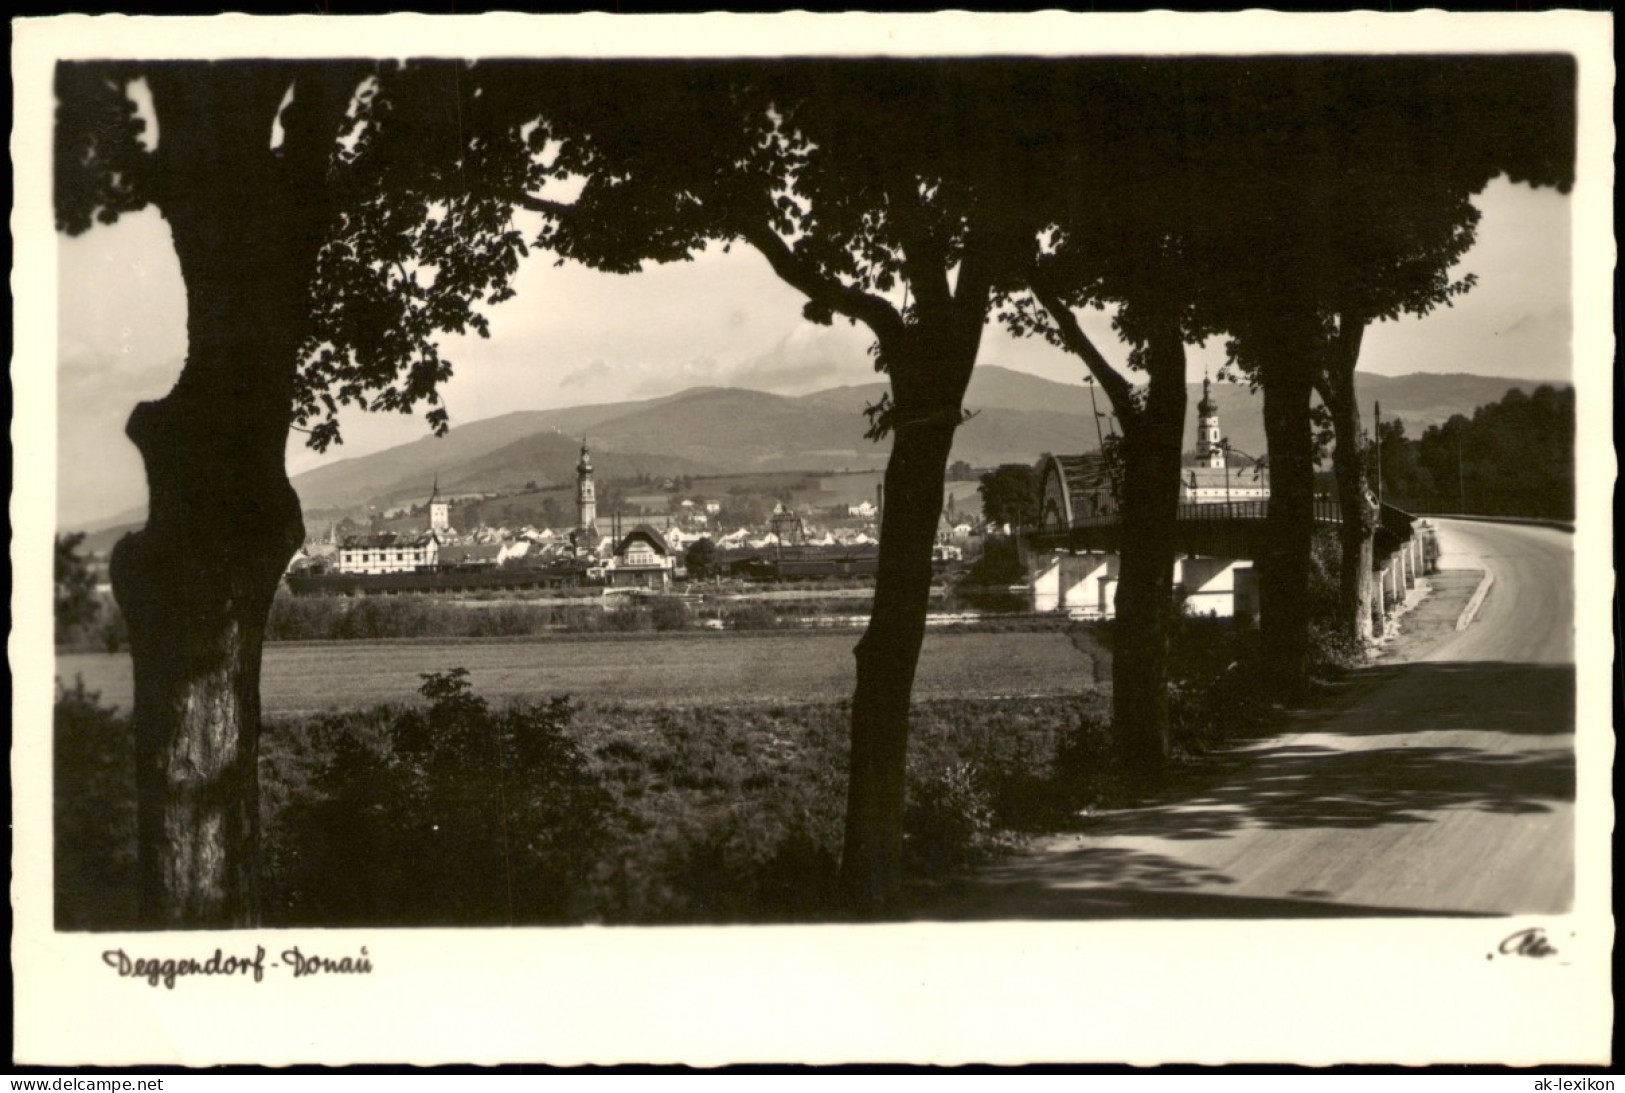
<box><xmin>557</xmin><ymin>359</ymin><xmax>616</xmax><ymax>390</ymax></box>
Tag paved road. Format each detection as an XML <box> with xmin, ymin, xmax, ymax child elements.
<box><xmin>929</xmin><ymin>519</ymin><xmax>1576</xmax><ymax>919</ymax></box>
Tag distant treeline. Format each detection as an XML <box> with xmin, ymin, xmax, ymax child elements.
<box><xmin>1377</xmin><ymin>384</ymin><xmax>1574</xmax><ymax>521</ymax></box>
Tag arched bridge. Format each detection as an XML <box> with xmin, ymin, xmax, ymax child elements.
<box><xmin>1024</xmin><ymin>452</ymin><xmax>1417</xmax><ymax>560</ymax></box>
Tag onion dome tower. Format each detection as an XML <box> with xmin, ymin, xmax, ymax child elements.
<box><xmin>1196</xmin><ymin>375</ymin><xmax>1225</xmax><ymax>468</ymax></box>
<box><xmin>576</xmin><ymin>439</ymin><xmax>598</xmax><ymax>534</ymax></box>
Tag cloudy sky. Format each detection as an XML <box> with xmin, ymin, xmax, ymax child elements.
<box><xmin>56</xmin><ymin>175</ymin><xmax>1573</xmax><ymax>529</ymax></box>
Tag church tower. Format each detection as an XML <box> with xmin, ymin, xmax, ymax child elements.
<box><xmin>1196</xmin><ymin>376</ymin><xmax>1225</xmax><ymax>468</ymax></box>
<box><xmin>576</xmin><ymin>439</ymin><xmax>598</xmax><ymax>533</ymax></box>
<box><xmin>429</xmin><ymin>476</ymin><xmax>450</xmax><ymax>533</ymax></box>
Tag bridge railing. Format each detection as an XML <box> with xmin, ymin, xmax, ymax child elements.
<box><xmin>1037</xmin><ymin>498</ymin><xmax>1342</xmax><ymax>534</ymax></box>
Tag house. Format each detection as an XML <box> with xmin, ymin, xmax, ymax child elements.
<box><xmin>336</xmin><ymin>532</ymin><xmax>441</xmax><ymax>575</ymax></box>
<box><xmin>847</xmin><ymin>500</ymin><xmax>877</xmax><ymax>518</ymax></box>
<box><xmin>439</xmin><ymin>542</ymin><xmax>505</xmax><ymax>570</ymax></box>
<box><xmin>498</xmin><ymin>540</ymin><xmax>532</xmax><ymax>564</ymax></box>
<box><xmin>605</xmin><ymin>524</ymin><xmax>677</xmax><ymax>588</ymax></box>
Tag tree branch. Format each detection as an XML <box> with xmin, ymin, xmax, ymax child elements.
<box><xmin>883</xmin><ymin>174</ymin><xmax>952</xmax><ymax>317</ymax></box>
<box><xmin>516</xmin><ymin>184</ymin><xmax>909</xmax><ymax>348</ymax></box>
<box><xmin>1311</xmin><ymin>306</ymin><xmax>1368</xmax><ymax>406</ymax></box>
<box><xmin>737</xmin><ymin>219</ymin><xmax>907</xmax><ymax>346</ymax></box>
<box><xmin>1028</xmin><ymin>265</ymin><xmax>1137</xmax><ymax>419</ymax></box>
<box><xmin>514</xmin><ymin>192</ymin><xmax>577</xmax><ymax>220</ymax></box>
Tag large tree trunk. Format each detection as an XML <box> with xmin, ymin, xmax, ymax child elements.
<box><xmin>840</xmin><ymin>326</ymin><xmax>979</xmax><ymax>913</ymax></box>
<box><xmin>110</xmin><ymin>65</ymin><xmax>347</xmax><ymax>926</ymax></box>
<box><xmin>1255</xmin><ymin>319</ymin><xmax>1320</xmax><ymax>701</ymax></box>
<box><xmin>1314</xmin><ymin>323</ymin><xmax>1376</xmax><ymax>645</ymax></box>
<box><xmin>1107</xmin><ymin>321</ymin><xmax>1187</xmax><ymax>784</ymax></box>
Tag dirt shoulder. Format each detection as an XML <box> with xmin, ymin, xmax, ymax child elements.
<box><xmin>1370</xmin><ymin>568</ymin><xmax>1485</xmax><ymax>664</ymax></box>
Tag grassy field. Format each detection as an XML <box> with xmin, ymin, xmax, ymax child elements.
<box><xmin>57</xmin><ymin>628</ymin><xmax>1105</xmax><ymax>717</ymax></box>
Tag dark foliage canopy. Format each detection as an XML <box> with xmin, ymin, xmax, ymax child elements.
<box><xmin>1380</xmin><ymin>385</ymin><xmax>1575</xmax><ymax>520</ymax></box>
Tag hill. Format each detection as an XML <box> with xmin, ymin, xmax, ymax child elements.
<box><xmin>68</xmin><ymin>367</ymin><xmax>1559</xmax><ymax>539</ymax></box>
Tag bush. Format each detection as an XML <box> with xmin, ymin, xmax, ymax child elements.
<box><xmin>267</xmin><ymin>592</ymin><xmax>595</xmax><ymax>641</ymax></box>
<box><xmin>959</xmin><ymin>536</ymin><xmax>1026</xmax><ymax>587</ymax></box>
<box><xmin>1307</xmin><ymin>620</ymin><xmax>1366</xmax><ymax>676</ymax></box>
<box><xmin>603</xmin><ymin>605</ymin><xmax>652</xmax><ymax>632</ymax></box>
<box><xmin>54</xmin><ymin>677</ymin><xmax>138</xmax><ymax>929</ymax></box>
<box><xmin>904</xmin><ymin>762</ymin><xmax>997</xmax><ymax>877</ymax></box>
<box><xmin>55</xmin><ymin>674</ymin><xmax>1107</xmax><ymax>927</ymax></box>
<box><xmin>262</xmin><ymin>668</ymin><xmax>618</xmax><ymax>926</ymax></box>
<box><xmin>648</xmin><ymin>597</ymin><xmax>691</xmax><ymax>632</ymax></box>
<box><xmin>1153</xmin><ymin>615</ymin><xmax>1271</xmax><ymax>760</ymax></box>
<box><xmin>725</xmin><ymin>602</ymin><xmax>781</xmax><ymax>630</ymax></box>
<box><xmin>1044</xmin><ymin>714</ymin><xmax>1126</xmax><ymax>816</ymax></box>
<box><xmin>97</xmin><ymin>604</ymin><xmax>128</xmax><ymax>653</ymax></box>
<box><xmin>646</xmin><ymin>808</ymin><xmax>842</xmax><ymax>922</ymax></box>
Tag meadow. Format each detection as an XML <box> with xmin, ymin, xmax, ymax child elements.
<box><xmin>53</xmin><ymin>614</ymin><xmax>1304</xmax><ymax>928</ymax></box>
<box><xmin>57</xmin><ymin>628</ymin><xmax>1105</xmax><ymax>718</ymax></box>
<box><xmin>55</xmin><ymin>674</ymin><xmax>1116</xmax><ymax>929</ymax></box>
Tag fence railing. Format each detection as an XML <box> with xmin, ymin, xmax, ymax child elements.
<box><xmin>1038</xmin><ymin>498</ymin><xmax>1343</xmax><ymax>533</ymax></box>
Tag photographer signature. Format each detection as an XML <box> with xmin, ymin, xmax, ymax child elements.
<box><xmin>1492</xmin><ymin>926</ymin><xmax>1558</xmax><ymax>960</ymax></box>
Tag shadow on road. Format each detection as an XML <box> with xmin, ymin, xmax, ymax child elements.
<box><xmin>923</xmin><ymin>878</ymin><xmax>1496</xmax><ymax>920</ymax></box>
<box><xmin>916</xmin><ymin>661</ymin><xmax>1574</xmax><ymax>921</ymax></box>
<box><xmin>1285</xmin><ymin>661</ymin><xmax>1575</xmax><ymax>739</ymax></box>
<box><xmin>1086</xmin><ymin>661</ymin><xmax>1575</xmax><ymax>842</ymax></box>
<box><xmin>1092</xmin><ymin>741</ymin><xmax>1573</xmax><ymax>843</ymax></box>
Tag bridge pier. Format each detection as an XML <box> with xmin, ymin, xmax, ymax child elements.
<box><xmin>1032</xmin><ymin>551</ymin><xmax>1118</xmax><ymax>615</ymax></box>
<box><xmin>1386</xmin><ymin>556</ymin><xmax>1405</xmax><ymax>608</ymax></box>
<box><xmin>1178</xmin><ymin>555</ymin><xmax>1248</xmax><ymax>619</ymax></box>
<box><xmin>1031</xmin><ymin>549</ymin><xmax>1260</xmax><ymax>620</ymax></box>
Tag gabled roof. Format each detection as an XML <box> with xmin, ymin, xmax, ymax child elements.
<box><xmin>616</xmin><ymin>523</ymin><xmax>671</xmax><ymax>556</ymax></box>
<box><xmin>340</xmin><ymin>532</ymin><xmax>437</xmax><ymax>550</ymax></box>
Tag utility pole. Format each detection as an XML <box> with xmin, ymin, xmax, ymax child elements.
<box><xmin>1373</xmin><ymin>401</ymin><xmax>1383</xmax><ymax>507</ymax></box>
<box><xmin>1085</xmin><ymin>374</ymin><xmax>1106</xmax><ymax>452</ymax></box>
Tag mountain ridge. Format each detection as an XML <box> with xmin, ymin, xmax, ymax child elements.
<box><xmin>72</xmin><ymin>367</ymin><xmax>1558</xmax><ymax>540</ymax></box>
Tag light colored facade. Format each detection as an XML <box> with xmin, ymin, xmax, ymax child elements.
<box><xmin>1183</xmin><ymin>376</ymin><xmax>1269</xmax><ymax>504</ymax></box>
<box><xmin>430</xmin><ymin>489</ymin><xmax>450</xmax><ymax>533</ymax></box>
<box><xmin>1182</xmin><ymin>467</ymin><xmax>1270</xmax><ymax>504</ymax></box>
<box><xmin>606</xmin><ymin>524</ymin><xmax>676</xmax><ymax>588</ymax></box>
<box><xmin>336</xmin><ymin>532</ymin><xmax>440</xmax><ymax>575</ymax></box>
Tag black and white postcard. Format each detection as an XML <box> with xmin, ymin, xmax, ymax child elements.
<box><xmin>12</xmin><ymin>11</ymin><xmax>1615</xmax><ymax>1067</ymax></box>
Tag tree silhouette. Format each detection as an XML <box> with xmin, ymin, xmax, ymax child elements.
<box><xmin>447</xmin><ymin>60</ymin><xmax>1050</xmax><ymax>909</ymax></box>
<box><xmin>1186</xmin><ymin>57</ymin><xmax>1574</xmax><ymax>692</ymax></box>
<box><xmin>54</xmin><ymin>532</ymin><xmax>100</xmax><ymax>643</ymax></box>
<box><xmin>54</xmin><ymin>61</ymin><xmax>528</xmax><ymax>925</ymax></box>
<box><xmin>998</xmin><ymin>63</ymin><xmax>1216</xmax><ymax>779</ymax></box>
<box><xmin>1382</xmin><ymin>387</ymin><xmax>1575</xmax><ymax>519</ymax></box>
<box><xmin>976</xmin><ymin>464</ymin><xmax>1040</xmax><ymax>529</ymax></box>
<box><xmin>684</xmin><ymin>538</ymin><xmax>719</xmax><ymax>580</ymax></box>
